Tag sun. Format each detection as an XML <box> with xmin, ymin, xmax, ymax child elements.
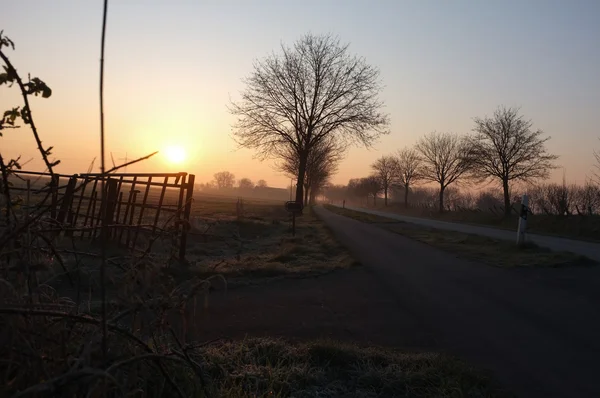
<box><xmin>164</xmin><ymin>145</ymin><xmax>186</xmax><ymax>164</ymax></box>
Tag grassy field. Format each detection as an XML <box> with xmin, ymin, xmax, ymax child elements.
<box><xmin>325</xmin><ymin>205</ymin><xmax>596</xmax><ymax>268</ymax></box>
<box><xmin>353</xmin><ymin>202</ymin><xmax>600</xmax><ymax>242</ymax></box>
<box><xmin>180</xmin><ymin>196</ymin><xmax>359</xmax><ymax>287</ymax></box>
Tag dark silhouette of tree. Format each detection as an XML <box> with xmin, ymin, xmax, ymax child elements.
<box><xmin>470</xmin><ymin>106</ymin><xmax>558</xmax><ymax>217</ymax></box>
<box><xmin>396</xmin><ymin>148</ymin><xmax>423</xmax><ymax>208</ymax></box>
<box><xmin>256</xmin><ymin>179</ymin><xmax>268</xmax><ymax>188</ymax></box>
<box><xmin>238</xmin><ymin>178</ymin><xmax>254</xmax><ymax>189</ymax></box>
<box><xmin>416</xmin><ymin>132</ymin><xmax>472</xmax><ymax>212</ymax></box>
<box><xmin>348</xmin><ymin>178</ymin><xmax>370</xmax><ymax>204</ymax></box>
<box><xmin>213</xmin><ymin>171</ymin><xmax>235</xmax><ymax>189</ymax></box>
<box><xmin>371</xmin><ymin>156</ymin><xmax>398</xmax><ymax>206</ymax></box>
<box><xmin>278</xmin><ymin>136</ymin><xmax>345</xmax><ymax>205</ymax></box>
<box><xmin>230</xmin><ymin>33</ymin><xmax>389</xmax><ymax>208</ymax></box>
<box><xmin>363</xmin><ymin>176</ymin><xmax>382</xmax><ymax>206</ymax></box>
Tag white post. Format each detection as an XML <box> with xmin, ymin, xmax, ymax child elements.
<box><xmin>517</xmin><ymin>194</ymin><xmax>529</xmax><ymax>246</ymax></box>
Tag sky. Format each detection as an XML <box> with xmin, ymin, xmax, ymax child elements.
<box><xmin>2</xmin><ymin>0</ymin><xmax>600</xmax><ymax>189</ymax></box>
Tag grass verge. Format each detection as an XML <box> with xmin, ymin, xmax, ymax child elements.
<box><xmin>324</xmin><ymin>205</ymin><xmax>596</xmax><ymax>268</ymax></box>
<box><xmin>199</xmin><ymin>337</ymin><xmax>513</xmax><ymax>397</ymax></box>
<box><xmin>182</xmin><ymin>205</ymin><xmax>359</xmax><ymax>287</ymax></box>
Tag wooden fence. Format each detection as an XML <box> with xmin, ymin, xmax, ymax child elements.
<box><xmin>8</xmin><ymin>171</ymin><xmax>195</xmax><ymax>260</ymax></box>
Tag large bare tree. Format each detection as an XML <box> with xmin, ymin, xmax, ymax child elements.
<box><xmin>230</xmin><ymin>33</ymin><xmax>389</xmax><ymax>208</ymax></box>
<box><xmin>470</xmin><ymin>106</ymin><xmax>558</xmax><ymax>217</ymax></box>
<box><xmin>416</xmin><ymin>132</ymin><xmax>472</xmax><ymax>212</ymax></box>
<box><xmin>395</xmin><ymin>148</ymin><xmax>422</xmax><ymax>208</ymax></box>
<box><xmin>371</xmin><ymin>155</ymin><xmax>398</xmax><ymax>206</ymax></box>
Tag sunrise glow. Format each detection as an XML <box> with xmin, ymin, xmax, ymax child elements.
<box><xmin>163</xmin><ymin>145</ymin><xmax>186</xmax><ymax>164</ymax></box>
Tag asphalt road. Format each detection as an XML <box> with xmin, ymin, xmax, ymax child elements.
<box><xmin>336</xmin><ymin>204</ymin><xmax>600</xmax><ymax>262</ymax></box>
<box><xmin>314</xmin><ymin>205</ymin><xmax>600</xmax><ymax>398</ymax></box>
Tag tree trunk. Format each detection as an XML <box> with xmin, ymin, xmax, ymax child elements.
<box><xmin>404</xmin><ymin>183</ymin><xmax>409</xmax><ymax>208</ymax></box>
<box><xmin>439</xmin><ymin>186</ymin><xmax>445</xmax><ymax>213</ymax></box>
<box><xmin>304</xmin><ymin>184</ymin><xmax>310</xmax><ymax>206</ymax></box>
<box><xmin>295</xmin><ymin>151</ymin><xmax>308</xmax><ymax>209</ymax></box>
<box><xmin>309</xmin><ymin>188</ymin><xmax>316</xmax><ymax>205</ymax></box>
<box><xmin>384</xmin><ymin>185</ymin><xmax>388</xmax><ymax>206</ymax></box>
<box><xmin>502</xmin><ymin>178</ymin><xmax>511</xmax><ymax>218</ymax></box>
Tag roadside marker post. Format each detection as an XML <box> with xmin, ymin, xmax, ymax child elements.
<box><xmin>284</xmin><ymin>201</ymin><xmax>303</xmax><ymax>237</ymax></box>
<box><xmin>517</xmin><ymin>194</ymin><xmax>529</xmax><ymax>246</ymax></box>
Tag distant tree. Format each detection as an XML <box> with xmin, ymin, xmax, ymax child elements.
<box><xmin>256</xmin><ymin>179</ymin><xmax>268</xmax><ymax>188</ymax></box>
<box><xmin>238</xmin><ymin>178</ymin><xmax>254</xmax><ymax>189</ymax></box>
<box><xmin>395</xmin><ymin>148</ymin><xmax>423</xmax><ymax>208</ymax></box>
<box><xmin>348</xmin><ymin>178</ymin><xmax>370</xmax><ymax>205</ymax></box>
<box><xmin>213</xmin><ymin>171</ymin><xmax>235</xmax><ymax>189</ymax></box>
<box><xmin>278</xmin><ymin>136</ymin><xmax>345</xmax><ymax>205</ymax></box>
<box><xmin>371</xmin><ymin>156</ymin><xmax>398</xmax><ymax>206</ymax></box>
<box><xmin>230</xmin><ymin>33</ymin><xmax>389</xmax><ymax>208</ymax></box>
<box><xmin>416</xmin><ymin>132</ymin><xmax>472</xmax><ymax>212</ymax></box>
<box><xmin>470</xmin><ymin>106</ymin><xmax>558</xmax><ymax>217</ymax></box>
<box><xmin>362</xmin><ymin>176</ymin><xmax>382</xmax><ymax>206</ymax></box>
<box><xmin>323</xmin><ymin>184</ymin><xmax>347</xmax><ymax>203</ymax></box>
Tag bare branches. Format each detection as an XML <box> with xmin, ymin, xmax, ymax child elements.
<box><xmin>213</xmin><ymin>171</ymin><xmax>235</xmax><ymax>189</ymax></box>
<box><xmin>470</xmin><ymin>106</ymin><xmax>558</xmax><ymax>216</ymax></box>
<box><xmin>416</xmin><ymin>132</ymin><xmax>472</xmax><ymax>212</ymax></box>
<box><xmin>370</xmin><ymin>155</ymin><xmax>398</xmax><ymax>206</ymax></box>
<box><xmin>395</xmin><ymin>148</ymin><xmax>423</xmax><ymax>207</ymax></box>
<box><xmin>230</xmin><ymin>33</ymin><xmax>389</xmax><ymax>205</ymax></box>
<box><xmin>105</xmin><ymin>151</ymin><xmax>158</xmax><ymax>174</ymax></box>
<box><xmin>278</xmin><ymin>136</ymin><xmax>345</xmax><ymax>203</ymax></box>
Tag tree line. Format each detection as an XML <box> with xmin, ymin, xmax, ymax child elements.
<box><xmin>226</xmin><ymin>32</ymin><xmax>598</xmax><ymax>216</ymax></box>
<box><xmin>325</xmin><ymin>108</ymin><xmax>600</xmax><ymax>216</ymax></box>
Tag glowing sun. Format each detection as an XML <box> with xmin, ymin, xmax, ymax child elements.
<box><xmin>164</xmin><ymin>145</ymin><xmax>186</xmax><ymax>164</ymax></box>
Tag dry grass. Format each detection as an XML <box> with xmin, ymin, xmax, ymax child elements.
<box><xmin>182</xmin><ymin>200</ymin><xmax>358</xmax><ymax>287</ymax></box>
<box><xmin>199</xmin><ymin>337</ymin><xmax>513</xmax><ymax>397</ymax></box>
<box><xmin>325</xmin><ymin>205</ymin><xmax>596</xmax><ymax>268</ymax></box>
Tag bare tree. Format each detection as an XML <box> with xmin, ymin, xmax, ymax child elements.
<box><xmin>278</xmin><ymin>136</ymin><xmax>345</xmax><ymax>205</ymax></box>
<box><xmin>238</xmin><ymin>178</ymin><xmax>254</xmax><ymax>189</ymax></box>
<box><xmin>230</xmin><ymin>33</ymin><xmax>389</xmax><ymax>208</ymax></box>
<box><xmin>395</xmin><ymin>148</ymin><xmax>422</xmax><ymax>208</ymax></box>
<box><xmin>256</xmin><ymin>179</ymin><xmax>268</xmax><ymax>188</ymax></box>
<box><xmin>213</xmin><ymin>171</ymin><xmax>235</xmax><ymax>189</ymax></box>
<box><xmin>371</xmin><ymin>155</ymin><xmax>398</xmax><ymax>206</ymax></box>
<box><xmin>362</xmin><ymin>176</ymin><xmax>382</xmax><ymax>206</ymax></box>
<box><xmin>470</xmin><ymin>106</ymin><xmax>558</xmax><ymax>217</ymax></box>
<box><xmin>416</xmin><ymin>132</ymin><xmax>472</xmax><ymax>212</ymax></box>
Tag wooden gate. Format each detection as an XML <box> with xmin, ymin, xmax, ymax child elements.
<box><xmin>10</xmin><ymin>171</ymin><xmax>195</xmax><ymax>260</ymax></box>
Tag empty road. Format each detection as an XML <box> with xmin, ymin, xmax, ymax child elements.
<box><xmin>336</xmin><ymin>204</ymin><xmax>600</xmax><ymax>262</ymax></box>
<box><xmin>315</xmin><ymin>206</ymin><xmax>600</xmax><ymax>398</ymax></box>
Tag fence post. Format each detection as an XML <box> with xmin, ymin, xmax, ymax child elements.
<box><xmin>50</xmin><ymin>174</ymin><xmax>59</xmax><ymax>220</ymax></box>
<box><xmin>516</xmin><ymin>194</ymin><xmax>529</xmax><ymax>246</ymax></box>
<box><xmin>179</xmin><ymin>174</ymin><xmax>195</xmax><ymax>261</ymax></box>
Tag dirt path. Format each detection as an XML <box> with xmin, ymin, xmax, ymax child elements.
<box><xmin>313</xmin><ymin>205</ymin><xmax>600</xmax><ymax>398</ymax></box>
<box><xmin>337</xmin><ymin>204</ymin><xmax>600</xmax><ymax>261</ymax></box>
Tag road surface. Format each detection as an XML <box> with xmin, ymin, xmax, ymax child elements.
<box><xmin>335</xmin><ymin>204</ymin><xmax>600</xmax><ymax>262</ymax></box>
<box><xmin>314</xmin><ymin>205</ymin><xmax>600</xmax><ymax>398</ymax></box>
